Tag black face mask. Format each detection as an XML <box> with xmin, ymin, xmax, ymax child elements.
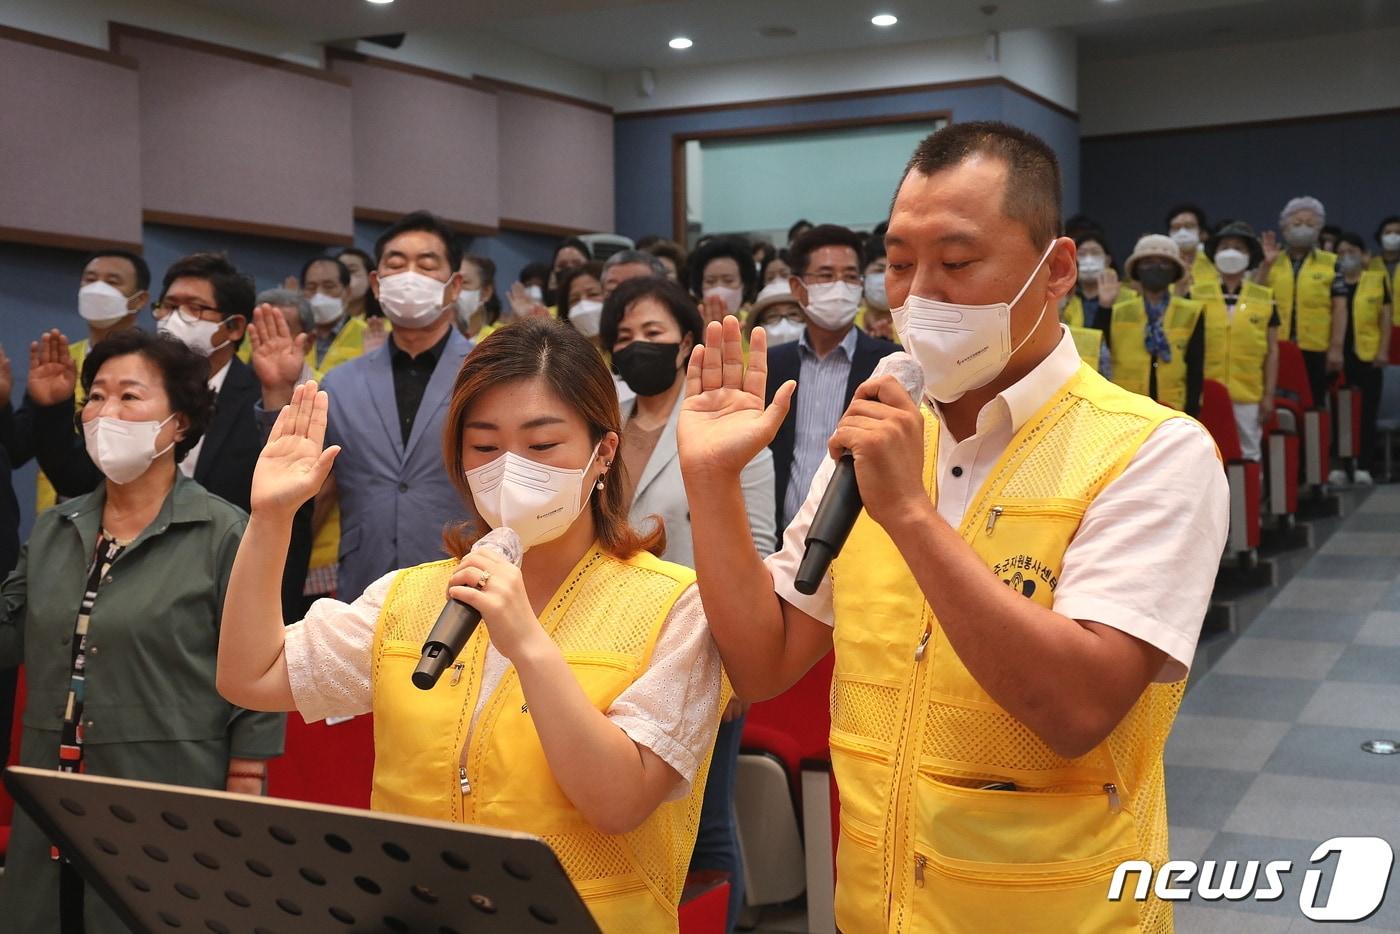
<box><xmin>1136</xmin><ymin>263</ymin><xmax>1177</xmax><ymax>293</ymax></box>
<box><xmin>612</xmin><ymin>341</ymin><xmax>683</xmax><ymax>397</ymax></box>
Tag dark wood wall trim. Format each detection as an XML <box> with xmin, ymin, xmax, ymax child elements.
<box><xmin>668</xmin><ymin>110</ymin><xmax>953</xmax><ymax>243</ymax></box>
<box><xmin>618</xmin><ymin>76</ymin><xmax>1076</xmax><ymax>122</ymax></box>
<box><xmin>474</xmin><ymin>76</ymin><xmax>613</xmax><ymax>115</ymax></box>
<box><xmin>0</xmin><ymin>24</ymin><xmax>138</xmax><ymax>68</ymax></box>
<box><xmin>0</xmin><ymin>225</ymin><xmax>143</xmax><ymax>255</ymax></box>
<box><xmin>109</xmin><ymin>22</ymin><xmax>350</xmax><ymax>86</ymax></box>
<box><xmin>143</xmin><ymin>210</ymin><xmax>353</xmax><ymax>246</ymax></box>
<box><xmin>498</xmin><ymin>217</ymin><xmax>597</xmax><ymax>238</ymax></box>
<box><xmin>354</xmin><ymin>207</ymin><xmax>498</xmax><ymax>237</ymax></box>
<box><xmin>325</xmin><ymin>47</ymin><xmax>492</xmax><ymax>92</ymax></box>
<box><xmin>1083</xmin><ymin>105</ymin><xmax>1400</xmax><ymax>143</ymax></box>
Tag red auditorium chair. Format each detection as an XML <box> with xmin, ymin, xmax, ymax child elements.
<box><xmin>265</xmin><ymin>712</ymin><xmax>375</xmax><ymax>809</ymax></box>
<box><xmin>736</xmin><ymin>651</ymin><xmax>838</xmax><ymax>932</ymax></box>
<box><xmin>0</xmin><ymin>668</ymin><xmax>26</xmax><ymax>861</ymax></box>
<box><xmin>1197</xmin><ymin>379</ymin><xmax>1261</xmax><ymax>563</ymax></box>
<box><xmin>1273</xmin><ymin>340</ymin><xmax>1331</xmax><ymax>493</ymax></box>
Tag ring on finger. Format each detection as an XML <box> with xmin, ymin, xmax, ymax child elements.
<box><xmin>476</xmin><ymin>570</ymin><xmax>492</xmax><ymax>590</ymax></box>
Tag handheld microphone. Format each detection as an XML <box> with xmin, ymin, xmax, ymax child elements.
<box><xmin>412</xmin><ymin>527</ymin><xmax>524</xmax><ymax>690</ymax></box>
<box><xmin>793</xmin><ymin>352</ymin><xmax>925</xmax><ymax>595</ymax></box>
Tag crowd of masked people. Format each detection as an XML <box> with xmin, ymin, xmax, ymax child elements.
<box><xmin>0</xmin><ymin>196</ymin><xmax>1393</xmax><ymax>931</ymax></box>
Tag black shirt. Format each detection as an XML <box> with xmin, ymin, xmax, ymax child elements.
<box><xmin>390</xmin><ymin>329</ymin><xmax>452</xmax><ymax>445</ymax></box>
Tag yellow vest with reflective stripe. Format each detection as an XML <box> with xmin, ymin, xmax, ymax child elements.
<box><xmin>1267</xmin><ymin>250</ymin><xmax>1338</xmax><ymax>351</ymax></box>
<box><xmin>370</xmin><ymin>547</ymin><xmax>718</xmax><ymax>934</ymax></box>
<box><xmin>1350</xmin><ymin>269</ymin><xmax>1389</xmax><ymax>362</ymax></box>
<box><xmin>1194</xmin><ymin>280</ymin><xmax>1275</xmax><ymax>404</ymax></box>
<box><xmin>35</xmin><ymin>339</ymin><xmax>90</xmax><ymax>514</ymax></box>
<box><xmin>1110</xmin><ymin>295</ymin><xmax>1204</xmax><ymax>411</ymax></box>
<box><xmin>829</xmin><ymin>366</ymin><xmax>1189</xmax><ymax>933</ymax></box>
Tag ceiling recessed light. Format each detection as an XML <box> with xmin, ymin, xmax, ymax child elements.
<box><xmin>871</xmin><ymin>13</ymin><xmax>898</xmax><ymax>27</ymax></box>
<box><xmin>366</xmin><ymin>0</ymin><xmax>394</xmax><ymax>5</ymax></box>
<box><xmin>669</xmin><ymin>36</ymin><xmax>693</xmax><ymax>50</ymax></box>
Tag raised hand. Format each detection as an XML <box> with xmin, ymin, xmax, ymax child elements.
<box><xmin>679</xmin><ymin>316</ymin><xmax>795</xmax><ymax>481</ymax></box>
<box><xmin>248</xmin><ymin>304</ymin><xmax>307</xmax><ymax>408</ymax></box>
<box><xmin>1097</xmin><ymin>267</ymin><xmax>1121</xmax><ymax>307</ymax></box>
<box><xmin>507</xmin><ymin>282</ymin><xmax>549</xmax><ymax>320</ymax></box>
<box><xmin>0</xmin><ymin>344</ymin><xmax>12</xmax><ymax>404</ymax></box>
<box><xmin>27</xmin><ymin>330</ymin><xmax>77</xmax><ymax>406</ymax></box>
<box><xmin>252</xmin><ymin>381</ymin><xmax>340</xmax><ymax>520</ymax></box>
<box><xmin>700</xmin><ymin>293</ymin><xmax>729</xmax><ymax>327</ymax></box>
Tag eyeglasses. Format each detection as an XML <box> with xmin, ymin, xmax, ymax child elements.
<box><xmin>154</xmin><ymin>299</ymin><xmax>221</xmax><ymax>322</ymax></box>
<box><xmin>802</xmin><ymin>272</ymin><xmax>864</xmax><ymax>286</ymax></box>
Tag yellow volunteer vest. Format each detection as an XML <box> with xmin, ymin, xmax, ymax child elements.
<box><xmin>35</xmin><ymin>339</ymin><xmax>90</xmax><ymax>514</ymax></box>
<box><xmin>1267</xmin><ymin>250</ymin><xmax>1338</xmax><ymax>351</ymax></box>
<box><xmin>370</xmin><ymin>546</ymin><xmax>721</xmax><ymax>933</ymax></box>
<box><xmin>1060</xmin><ymin>295</ymin><xmax>1104</xmax><ymax>373</ymax></box>
<box><xmin>1194</xmin><ymin>280</ymin><xmax>1275</xmax><ymax>404</ymax></box>
<box><xmin>1110</xmin><ymin>295</ymin><xmax>1204</xmax><ymax>410</ymax></box>
<box><xmin>829</xmin><ymin>366</ymin><xmax>1190</xmax><ymax>934</ymax></box>
<box><xmin>1189</xmin><ymin>249</ymin><xmax>1218</xmax><ymax>287</ymax></box>
<box><xmin>1350</xmin><ymin>269</ymin><xmax>1389</xmax><ymax>362</ymax></box>
<box><xmin>1366</xmin><ymin>256</ymin><xmax>1400</xmax><ymax>338</ymax></box>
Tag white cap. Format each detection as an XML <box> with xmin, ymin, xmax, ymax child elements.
<box><xmin>751</xmin><ymin>279</ymin><xmax>799</xmax><ymax>316</ymax></box>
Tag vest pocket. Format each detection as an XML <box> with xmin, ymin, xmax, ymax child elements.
<box><xmin>909</xmin><ymin>772</ymin><xmax>1141</xmax><ymax>933</ymax></box>
<box><xmin>833</xmin><ymin>814</ymin><xmax>886</xmax><ymax>930</ymax></box>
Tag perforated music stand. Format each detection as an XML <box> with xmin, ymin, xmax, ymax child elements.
<box><xmin>4</xmin><ymin>765</ymin><xmax>600</xmax><ymax>934</ymax></box>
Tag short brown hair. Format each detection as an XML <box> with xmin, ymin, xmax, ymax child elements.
<box><xmin>441</xmin><ymin>317</ymin><xmax>664</xmax><ymax>559</ymax></box>
<box><xmin>898</xmin><ymin>121</ymin><xmax>1061</xmax><ymax>248</ymax></box>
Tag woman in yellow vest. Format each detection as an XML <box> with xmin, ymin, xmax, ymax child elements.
<box><xmin>1258</xmin><ymin>196</ymin><xmax>1339</xmax><ymax>408</ymax></box>
<box><xmin>1370</xmin><ymin>215</ymin><xmax>1400</xmax><ymax>319</ymax></box>
<box><xmin>454</xmin><ymin>253</ymin><xmax>501</xmax><ymax>341</ymax></box>
<box><xmin>1059</xmin><ymin>227</ymin><xmax>1122</xmax><ymax>373</ymax></box>
<box><xmin>1328</xmin><ymin>233</ymin><xmax>1393</xmax><ymax>486</ymax></box>
<box><xmin>1193</xmin><ymin>221</ymin><xmax>1280</xmax><ymax>461</ymax></box>
<box><xmin>1108</xmin><ymin>234</ymin><xmax>1207</xmax><ymax>415</ymax></box>
<box><xmin>216</xmin><ymin>318</ymin><xmax>727</xmax><ymax>933</ymax></box>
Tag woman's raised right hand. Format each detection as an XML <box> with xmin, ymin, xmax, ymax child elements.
<box><xmin>252</xmin><ymin>381</ymin><xmax>340</xmax><ymax>520</ymax></box>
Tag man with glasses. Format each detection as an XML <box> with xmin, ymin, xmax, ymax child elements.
<box><xmin>27</xmin><ymin>252</ymin><xmax>311</xmax><ymax>621</ymax></box>
<box><xmin>765</xmin><ymin>224</ymin><xmax>898</xmax><ymax>530</ymax></box>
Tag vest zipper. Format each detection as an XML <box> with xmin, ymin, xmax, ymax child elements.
<box><xmin>885</xmin><ymin>617</ymin><xmax>935</xmax><ymax>931</ymax></box>
<box><xmin>986</xmin><ymin>505</ymin><xmax>1004</xmax><ymax>535</ymax></box>
<box><xmin>450</xmin><ymin>663</ymin><xmax>465</xmax><ymax>686</ymax></box>
<box><xmin>1104</xmin><ymin>782</ymin><xmax>1120</xmax><ymax>813</ymax></box>
<box><xmin>914</xmin><ymin>854</ymin><xmax>926</xmax><ymax>888</ymax></box>
<box><xmin>459</xmin><ymin>766</ymin><xmax>471</xmax><ymax>796</ymax></box>
<box><xmin>914</xmin><ymin>625</ymin><xmax>932</xmax><ymax>661</ymax></box>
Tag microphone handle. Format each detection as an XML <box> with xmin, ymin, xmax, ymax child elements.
<box><xmin>411</xmin><ymin>599</ymin><xmax>483</xmax><ymax>690</ymax></box>
<box><xmin>794</xmin><ymin>453</ymin><xmax>862</xmax><ymax>595</ymax></box>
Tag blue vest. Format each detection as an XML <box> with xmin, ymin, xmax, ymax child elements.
<box><xmin>322</xmin><ymin>330</ymin><xmax>475</xmax><ymax>600</ymax></box>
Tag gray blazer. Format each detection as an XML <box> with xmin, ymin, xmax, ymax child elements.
<box><xmin>626</xmin><ymin>389</ymin><xmax>776</xmax><ymax>567</ymax></box>
<box><xmin>322</xmin><ymin>330</ymin><xmax>475</xmax><ymax>600</ymax></box>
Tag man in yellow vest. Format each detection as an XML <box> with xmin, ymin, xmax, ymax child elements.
<box><xmin>0</xmin><ymin>250</ymin><xmax>148</xmax><ymax>513</ymax></box>
<box><xmin>1329</xmin><ymin>232</ymin><xmax>1393</xmax><ymax>486</ymax></box>
<box><xmin>679</xmin><ymin>121</ymin><xmax>1229</xmax><ymax>933</ymax></box>
<box><xmin>1108</xmin><ymin>235</ymin><xmax>1207</xmax><ymax>415</ymax></box>
<box><xmin>1165</xmin><ymin>203</ymin><xmax>1218</xmax><ymax>292</ymax></box>
<box><xmin>1193</xmin><ymin>221</ymin><xmax>1280</xmax><ymax>461</ymax></box>
<box><xmin>1259</xmin><ymin>196</ymin><xmax>1338</xmax><ymax>409</ymax></box>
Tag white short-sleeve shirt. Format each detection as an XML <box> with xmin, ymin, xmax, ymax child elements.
<box><xmin>764</xmin><ymin>325</ymin><xmax>1229</xmax><ymax>683</ymax></box>
<box><xmin>283</xmin><ymin>574</ymin><xmax>722</xmax><ymax>796</ymax></box>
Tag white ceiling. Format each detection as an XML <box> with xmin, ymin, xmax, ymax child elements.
<box><xmin>175</xmin><ymin>0</ymin><xmax>1400</xmax><ymax>71</ymax></box>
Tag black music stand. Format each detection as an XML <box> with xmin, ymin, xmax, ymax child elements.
<box><xmin>4</xmin><ymin>765</ymin><xmax>600</xmax><ymax>933</ymax></box>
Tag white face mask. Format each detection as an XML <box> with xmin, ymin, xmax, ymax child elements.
<box><xmin>864</xmin><ymin>273</ymin><xmax>888</xmax><ymax>310</ymax></box>
<box><xmin>1077</xmin><ymin>255</ymin><xmax>1105</xmax><ymax>279</ymax></box>
<box><xmin>703</xmin><ymin>285</ymin><xmax>744</xmax><ymax>315</ymax></box>
<box><xmin>1170</xmin><ymin>227</ymin><xmax>1200</xmax><ymax>251</ymax></box>
<box><xmin>157</xmin><ymin>314</ymin><xmax>229</xmax><ymax>358</ymax></box>
<box><xmin>568</xmin><ymin>299</ymin><xmax>604</xmax><ymax>338</ymax></box>
<box><xmin>1214</xmin><ymin>248</ymin><xmax>1250</xmax><ymax>276</ymax></box>
<box><xmin>83</xmin><ymin>414</ymin><xmax>176</xmax><ymax>484</ymax></box>
<box><xmin>1381</xmin><ymin>232</ymin><xmax>1400</xmax><ymax>252</ymax></box>
<box><xmin>465</xmin><ymin>444</ymin><xmax>601</xmax><ymax>550</ymax></box>
<box><xmin>307</xmin><ymin>291</ymin><xmax>345</xmax><ymax>326</ymax></box>
<box><xmin>762</xmin><ymin>318</ymin><xmax>805</xmax><ymax>346</ymax></box>
<box><xmin>803</xmin><ymin>280</ymin><xmax>863</xmax><ymax>331</ymax></box>
<box><xmin>377</xmin><ymin>270</ymin><xmax>447</xmax><ymax>328</ymax></box>
<box><xmin>78</xmin><ymin>281</ymin><xmax>135</xmax><ymax>325</ymax></box>
<box><xmin>455</xmin><ymin>288</ymin><xmax>481</xmax><ymax>330</ymax></box>
<box><xmin>893</xmin><ymin>242</ymin><xmax>1055</xmax><ymax>404</ymax></box>
<box><xmin>1284</xmin><ymin>223</ymin><xmax>1318</xmax><ymax>250</ymax></box>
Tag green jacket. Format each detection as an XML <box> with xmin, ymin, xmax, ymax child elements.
<box><xmin>0</xmin><ymin>472</ymin><xmax>284</xmax><ymax>933</ymax></box>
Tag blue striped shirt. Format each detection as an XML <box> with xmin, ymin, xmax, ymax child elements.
<box><xmin>782</xmin><ymin>326</ymin><xmax>859</xmax><ymax>527</ymax></box>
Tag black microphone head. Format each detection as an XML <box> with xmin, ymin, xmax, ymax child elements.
<box><xmin>871</xmin><ymin>351</ymin><xmax>925</xmax><ymax>404</ymax></box>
